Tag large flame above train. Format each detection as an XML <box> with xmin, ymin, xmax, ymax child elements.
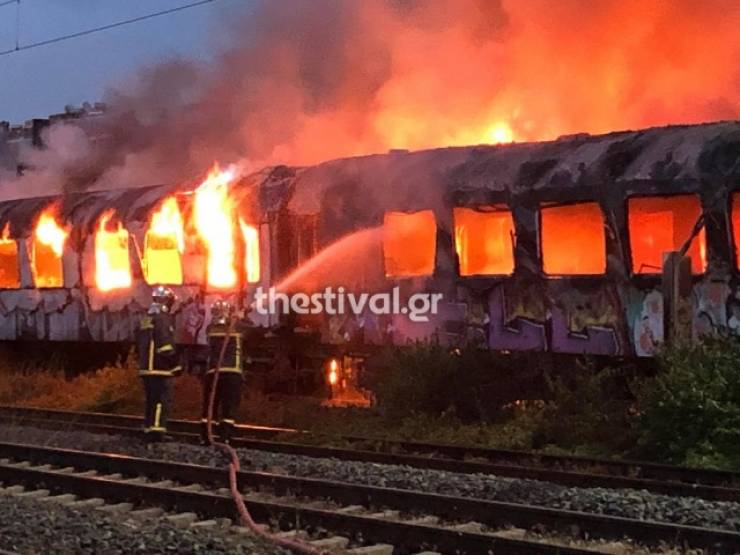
<box><xmin>194</xmin><ymin>165</ymin><xmax>238</xmax><ymax>289</ymax></box>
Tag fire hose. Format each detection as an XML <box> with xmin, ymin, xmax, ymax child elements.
<box><xmin>205</xmin><ymin>314</ymin><xmax>323</xmax><ymax>555</ymax></box>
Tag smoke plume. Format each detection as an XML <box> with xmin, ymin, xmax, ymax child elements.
<box><xmin>7</xmin><ymin>0</ymin><xmax>740</xmax><ymax>198</ymax></box>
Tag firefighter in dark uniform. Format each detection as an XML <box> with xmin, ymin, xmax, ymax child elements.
<box><xmin>137</xmin><ymin>286</ymin><xmax>180</xmax><ymax>442</ymax></box>
<box><xmin>201</xmin><ymin>299</ymin><xmax>243</xmax><ymax>444</ymax></box>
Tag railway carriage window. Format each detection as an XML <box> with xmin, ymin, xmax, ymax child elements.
<box><xmin>383</xmin><ymin>210</ymin><xmax>436</xmax><ymax>277</ymax></box>
<box><xmin>95</xmin><ymin>211</ymin><xmax>132</xmax><ymax>292</ymax></box>
<box><xmin>240</xmin><ymin>221</ymin><xmax>261</xmax><ymax>283</ymax></box>
<box><xmin>628</xmin><ymin>195</ymin><xmax>705</xmax><ymax>274</ymax></box>
<box><xmin>0</xmin><ymin>224</ymin><xmax>20</xmax><ymax>289</ymax></box>
<box><xmin>541</xmin><ymin>202</ymin><xmax>606</xmax><ymax>275</ymax></box>
<box><xmin>143</xmin><ymin>197</ymin><xmax>184</xmax><ymax>285</ymax></box>
<box><xmin>454</xmin><ymin>206</ymin><xmax>515</xmax><ymax>275</ymax></box>
<box><xmin>731</xmin><ymin>193</ymin><xmax>740</xmax><ymax>269</ymax></box>
<box><xmin>32</xmin><ymin>208</ymin><xmax>68</xmax><ymax>288</ymax></box>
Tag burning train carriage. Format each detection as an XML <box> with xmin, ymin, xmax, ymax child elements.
<box><xmin>0</xmin><ymin>121</ymin><xmax>737</xmax><ymax>360</ymax></box>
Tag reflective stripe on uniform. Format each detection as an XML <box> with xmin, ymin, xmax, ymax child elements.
<box><xmin>221</xmin><ymin>419</ymin><xmax>235</xmax><ymax>424</ymax></box>
<box><xmin>144</xmin><ymin>426</ymin><xmax>167</xmax><ymax>433</ymax></box>
<box><xmin>148</xmin><ymin>338</ymin><xmax>155</xmax><ymax>373</ymax></box>
<box><xmin>206</xmin><ymin>367</ymin><xmax>242</xmax><ymax>374</ymax></box>
<box><xmin>157</xmin><ymin>344</ymin><xmax>174</xmax><ymax>353</ymax></box>
<box><xmin>139</xmin><ymin>369</ymin><xmax>178</xmax><ymax>377</ymax></box>
<box><xmin>154</xmin><ymin>403</ymin><xmax>162</xmax><ymax>428</ymax></box>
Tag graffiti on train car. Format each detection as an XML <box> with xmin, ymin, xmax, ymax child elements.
<box><xmin>0</xmin><ymin>121</ymin><xmax>736</xmax><ymax>358</ymax></box>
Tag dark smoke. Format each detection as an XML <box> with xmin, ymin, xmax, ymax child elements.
<box><xmin>6</xmin><ymin>0</ymin><xmax>739</xmax><ymax>199</ymax></box>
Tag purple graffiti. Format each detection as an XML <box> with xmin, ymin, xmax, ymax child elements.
<box><xmin>488</xmin><ymin>287</ymin><xmax>547</xmax><ymax>351</ymax></box>
<box><xmin>549</xmin><ymin>306</ymin><xmax>619</xmax><ymax>355</ymax></box>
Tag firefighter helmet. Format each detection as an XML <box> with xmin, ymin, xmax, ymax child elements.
<box><xmin>149</xmin><ymin>285</ymin><xmax>176</xmax><ymax>314</ymax></box>
<box><xmin>210</xmin><ymin>299</ymin><xmax>234</xmax><ymax>326</ymax></box>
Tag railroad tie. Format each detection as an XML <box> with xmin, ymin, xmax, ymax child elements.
<box><xmin>451</xmin><ymin>521</ymin><xmax>484</xmax><ymax>533</ymax></box>
<box><xmin>308</xmin><ymin>536</ymin><xmax>350</xmax><ymax>551</ymax></box>
<box><xmin>15</xmin><ymin>489</ymin><xmax>50</xmax><ymax>499</ymax></box>
<box><xmin>491</xmin><ymin>527</ymin><xmax>527</xmax><ymax>540</ymax></box>
<box><xmin>189</xmin><ymin>519</ymin><xmax>219</xmax><ymax>529</ymax></box>
<box><xmin>274</xmin><ymin>529</ymin><xmax>309</xmax><ymax>540</ymax></box>
<box><xmin>67</xmin><ymin>497</ymin><xmax>105</xmax><ymax>509</ymax></box>
<box><xmin>128</xmin><ymin>507</ymin><xmax>165</xmax><ymax>519</ymax></box>
<box><xmin>174</xmin><ymin>483</ymin><xmax>203</xmax><ymax>492</ymax></box>
<box><xmin>335</xmin><ymin>504</ymin><xmax>364</xmax><ymax>514</ymax></box>
<box><xmin>95</xmin><ymin>502</ymin><xmax>133</xmax><ymax>514</ymax></box>
<box><xmin>38</xmin><ymin>493</ymin><xmax>77</xmax><ymax>505</ymax></box>
<box><xmin>165</xmin><ymin>512</ymin><xmax>198</xmax><ymax>528</ymax></box>
<box><xmin>0</xmin><ymin>486</ymin><xmax>25</xmax><ymax>495</ymax></box>
<box><xmin>346</xmin><ymin>545</ymin><xmax>394</xmax><ymax>555</ymax></box>
<box><xmin>406</xmin><ymin>516</ymin><xmax>439</xmax><ymax>525</ymax></box>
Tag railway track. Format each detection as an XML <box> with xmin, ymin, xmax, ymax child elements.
<box><xmin>2</xmin><ymin>404</ymin><xmax>739</xmax><ymax>504</ymax></box>
<box><xmin>0</xmin><ymin>440</ymin><xmax>738</xmax><ymax>554</ymax></box>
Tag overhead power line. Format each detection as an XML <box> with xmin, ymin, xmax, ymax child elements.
<box><xmin>0</xmin><ymin>0</ymin><xmax>222</xmax><ymax>57</ymax></box>
<box><xmin>0</xmin><ymin>0</ymin><xmax>18</xmax><ymax>9</ymax></box>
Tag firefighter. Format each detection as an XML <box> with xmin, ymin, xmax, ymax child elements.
<box><xmin>201</xmin><ymin>299</ymin><xmax>244</xmax><ymax>444</ymax></box>
<box><xmin>137</xmin><ymin>286</ymin><xmax>180</xmax><ymax>442</ymax></box>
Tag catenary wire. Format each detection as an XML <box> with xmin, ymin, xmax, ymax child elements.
<box><xmin>0</xmin><ymin>0</ymin><xmax>223</xmax><ymax>57</ymax></box>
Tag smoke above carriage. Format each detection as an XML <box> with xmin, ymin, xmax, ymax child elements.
<box><xmin>0</xmin><ymin>0</ymin><xmax>738</xmax><ymax>196</ymax></box>
<box><xmin>0</xmin><ymin>1</ymin><xmax>738</xmax><ymax>355</ymax></box>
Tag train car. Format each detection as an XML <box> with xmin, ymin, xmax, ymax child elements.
<box><xmin>0</xmin><ymin>121</ymin><xmax>738</xmax><ymax>362</ymax></box>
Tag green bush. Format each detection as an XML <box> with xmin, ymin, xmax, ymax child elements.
<box><xmin>635</xmin><ymin>336</ymin><xmax>740</xmax><ymax>469</ymax></box>
<box><xmin>533</xmin><ymin>362</ymin><xmax>637</xmax><ymax>453</ymax></box>
<box><xmin>372</xmin><ymin>343</ymin><xmax>546</xmax><ymax>422</ymax></box>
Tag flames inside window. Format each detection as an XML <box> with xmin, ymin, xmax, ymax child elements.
<box><xmin>194</xmin><ymin>166</ymin><xmax>237</xmax><ymax>289</ymax></box>
<box><xmin>541</xmin><ymin>202</ymin><xmax>606</xmax><ymax>275</ymax></box>
<box><xmin>95</xmin><ymin>211</ymin><xmax>132</xmax><ymax>292</ymax></box>
<box><xmin>733</xmin><ymin>193</ymin><xmax>740</xmax><ymax>269</ymax></box>
<box><xmin>240</xmin><ymin>220</ymin><xmax>260</xmax><ymax>284</ymax></box>
<box><xmin>33</xmin><ymin>208</ymin><xmax>68</xmax><ymax>288</ymax></box>
<box><xmin>629</xmin><ymin>195</ymin><xmax>705</xmax><ymax>274</ymax></box>
<box><xmin>383</xmin><ymin>210</ymin><xmax>436</xmax><ymax>277</ymax></box>
<box><xmin>144</xmin><ymin>197</ymin><xmax>184</xmax><ymax>285</ymax></box>
<box><xmin>454</xmin><ymin>206</ymin><xmax>515</xmax><ymax>276</ymax></box>
<box><xmin>0</xmin><ymin>224</ymin><xmax>19</xmax><ymax>289</ymax></box>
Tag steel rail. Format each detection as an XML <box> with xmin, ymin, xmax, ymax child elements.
<box><xmin>0</xmin><ymin>441</ymin><xmax>738</xmax><ymax>552</ymax></box>
<box><xmin>3</xmin><ymin>405</ymin><xmax>740</xmax><ymax>503</ymax></box>
<box><xmin>2</xmin><ymin>404</ymin><xmax>737</xmax><ymax>487</ymax></box>
<box><xmin>0</xmin><ymin>451</ymin><xmax>598</xmax><ymax>554</ymax></box>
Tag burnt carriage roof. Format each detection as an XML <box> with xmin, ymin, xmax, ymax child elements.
<box><xmin>287</xmin><ymin>120</ymin><xmax>740</xmax><ymax>213</ymax></box>
<box><xmin>0</xmin><ymin>120</ymin><xmax>737</xmax><ymax>232</ymax></box>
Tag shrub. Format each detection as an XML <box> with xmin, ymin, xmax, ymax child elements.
<box><xmin>372</xmin><ymin>343</ymin><xmax>547</xmax><ymax>422</ymax></box>
<box><xmin>635</xmin><ymin>336</ymin><xmax>740</xmax><ymax>469</ymax></box>
<box><xmin>533</xmin><ymin>361</ymin><xmax>637</xmax><ymax>453</ymax></box>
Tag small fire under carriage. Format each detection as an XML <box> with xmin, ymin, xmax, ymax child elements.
<box><xmin>0</xmin><ymin>121</ymin><xmax>737</xmax><ymax>361</ymax></box>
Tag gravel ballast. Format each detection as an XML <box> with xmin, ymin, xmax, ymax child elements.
<box><xmin>0</xmin><ymin>423</ymin><xmax>738</xmax><ymax>534</ymax></box>
<box><xmin>0</xmin><ymin>493</ymin><xmax>286</xmax><ymax>555</ymax></box>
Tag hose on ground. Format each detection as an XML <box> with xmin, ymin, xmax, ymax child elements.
<box><xmin>206</xmin><ymin>315</ymin><xmax>322</xmax><ymax>555</ymax></box>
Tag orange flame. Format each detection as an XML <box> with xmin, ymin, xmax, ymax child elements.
<box><xmin>149</xmin><ymin>197</ymin><xmax>184</xmax><ymax>253</ymax></box>
<box><xmin>33</xmin><ymin>207</ymin><xmax>68</xmax><ymax>288</ymax></box>
<box><xmin>328</xmin><ymin>358</ymin><xmax>339</xmax><ymax>385</ymax></box>
<box><xmin>0</xmin><ymin>223</ymin><xmax>19</xmax><ymax>289</ymax></box>
<box><xmin>35</xmin><ymin>208</ymin><xmax>69</xmax><ymax>257</ymax></box>
<box><xmin>0</xmin><ymin>223</ymin><xmax>12</xmax><ymax>244</ymax></box>
<box><xmin>194</xmin><ymin>165</ymin><xmax>237</xmax><ymax>289</ymax></box>
<box><xmin>239</xmin><ymin>219</ymin><xmax>260</xmax><ymax>284</ymax></box>
<box><xmin>144</xmin><ymin>197</ymin><xmax>185</xmax><ymax>285</ymax></box>
<box><xmin>95</xmin><ymin>210</ymin><xmax>132</xmax><ymax>292</ymax></box>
